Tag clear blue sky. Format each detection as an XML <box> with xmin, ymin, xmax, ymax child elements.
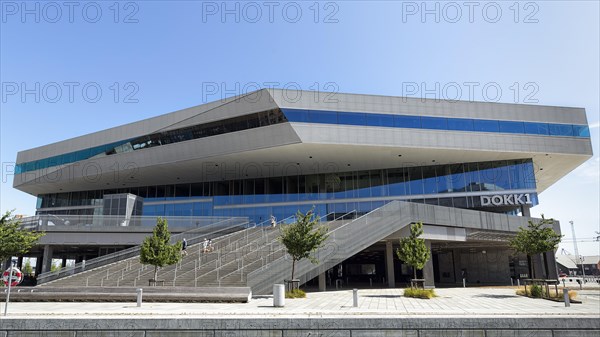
<box><xmin>1</xmin><ymin>1</ymin><xmax>598</xmax><ymax>255</ymax></box>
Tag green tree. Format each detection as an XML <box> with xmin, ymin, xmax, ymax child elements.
<box><xmin>0</xmin><ymin>210</ymin><xmax>44</xmax><ymax>262</ymax></box>
<box><xmin>396</xmin><ymin>222</ymin><xmax>431</xmax><ymax>281</ymax></box>
<box><xmin>23</xmin><ymin>259</ymin><xmax>33</xmax><ymax>276</ymax></box>
<box><xmin>509</xmin><ymin>215</ymin><xmax>562</xmax><ymax>279</ymax></box>
<box><xmin>50</xmin><ymin>260</ymin><xmax>62</xmax><ymax>273</ymax></box>
<box><xmin>278</xmin><ymin>209</ymin><xmax>329</xmax><ymax>280</ymax></box>
<box><xmin>140</xmin><ymin>217</ymin><xmax>182</xmax><ymax>283</ymax></box>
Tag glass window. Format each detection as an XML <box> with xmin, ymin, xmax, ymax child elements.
<box><xmin>498</xmin><ymin>121</ymin><xmax>525</xmax><ymax>134</ymax></box>
<box><xmin>175</xmin><ymin>184</ymin><xmax>189</xmax><ymax>198</ymax></box>
<box><xmin>523</xmin><ymin>122</ymin><xmax>549</xmax><ymax>135</ymax></box>
<box><xmin>394</xmin><ymin>115</ymin><xmax>420</xmax><ymax>128</ymax></box>
<box><xmin>493</xmin><ymin>162</ymin><xmax>510</xmax><ymax>190</ymax></box>
<box><xmin>447</xmin><ymin>164</ymin><xmax>465</xmax><ymax>192</ymax></box>
<box><xmin>421</xmin><ymin>116</ymin><xmax>448</xmax><ymax>130</ymax></box>
<box><xmin>447</xmin><ymin>118</ymin><xmax>474</xmax><ymax>131</ymax></box>
<box><xmin>473</xmin><ymin>119</ymin><xmax>499</xmax><ymax>132</ymax></box>
<box><xmin>366</xmin><ymin>113</ymin><xmax>394</xmax><ymax>127</ymax></box>
<box><xmin>548</xmin><ymin>124</ymin><xmax>574</xmax><ymax>136</ymax></box>
<box><xmin>339</xmin><ymin>111</ymin><xmax>366</xmax><ymax>126</ymax></box>
<box><xmin>155</xmin><ymin>185</ymin><xmax>165</xmax><ymax>198</ymax></box>
<box><xmin>407</xmin><ymin>167</ymin><xmax>423</xmax><ymax>195</ymax></box>
<box><xmin>422</xmin><ymin>166</ymin><xmax>437</xmax><ymax>194</ymax></box>
<box><xmin>387</xmin><ymin>168</ymin><xmax>407</xmax><ymax>196</ymax></box>
<box><xmin>370</xmin><ymin>170</ymin><xmax>385</xmax><ymax>197</ymax></box>
<box><xmin>282</xmin><ymin>109</ymin><xmax>308</xmax><ymax>122</ymax></box>
<box><xmin>464</xmin><ymin>163</ymin><xmax>481</xmax><ymax>191</ymax></box>
<box><xmin>573</xmin><ymin>125</ymin><xmax>590</xmax><ymax>137</ymax></box>
<box><xmin>308</xmin><ymin>110</ymin><xmax>338</xmax><ymax>124</ymax></box>
<box><xmin>436</xmin><ymin>166</ymin><xmax>450</xmax><ymax>194</ymax></box>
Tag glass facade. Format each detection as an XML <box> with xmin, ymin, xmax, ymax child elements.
<box><xmin>282</xmin><ymin>108</ymin><xmax>591</xmax><ymax>138</ymax></box>
<box><xmin>16</xmin><ymin>108</ymin><xmax>287</xmax><ymax>174</ymax></box>
<box><xmin>17</xmin><ymin>108</ymin><xmax>590</xmax><ymax>175</ymax></box>
<box><xmin>37</xmin><ymin>159</ymin><xmax>538</xmax><ymax>224</ymax></box>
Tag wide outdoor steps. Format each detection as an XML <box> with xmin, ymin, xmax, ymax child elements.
<box><xmin>39</xmin><ymin>225</ymin><xmax>284</xmax><ymax>288</ymax></box>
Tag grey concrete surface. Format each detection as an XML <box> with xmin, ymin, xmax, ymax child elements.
<box><xmin>1</xmin><ymin>287</ymin><xmax>598</xmax><ymax>318</ymax></box>
<box><xmin>1</xmin><ymin>287</ymin><xmax>598</xmax><ymax>336</ymax></box>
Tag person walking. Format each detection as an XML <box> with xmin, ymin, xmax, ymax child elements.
<box><xmin>202</xmin><ymin>238</ymin><xmax>209</xmax><ymax>253</ymax></box>
<box><xmin>182</xmin><ymin>238</ymin><xmax>188</xmax><ymax>256</ymax></box>
<box><xmin>270</xmin><ymin>215</ymin><xmax>277</xmax><ymax>228</ymax></box>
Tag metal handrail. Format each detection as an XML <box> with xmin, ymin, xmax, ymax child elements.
<box><xmin>126</xmin><ymin>225</ymin><xmax>261</xmax><ymax>287</ymax></box>
<box><xmin>88</xmin><ymin>223</ymin><xmax>260</xmax><ymax>287</ymax></box>
<box><xmin>240</xmin><ymin>210</ymin><xmax>356</xmax><ymax>281</ymax></box>
<box><xmin>37</xmin><ymin>216</ymin><xmax>249</xmax><ymax>284</ymax></box>
<box><xmin>246</xmin><ymin>203</ymin><xmax>395</xmax><ymax>293</ymax></box>
<box><xmin>206</xmin><ymin>211</ymin><xmax>337</xmax><ymax>285</ymax></box>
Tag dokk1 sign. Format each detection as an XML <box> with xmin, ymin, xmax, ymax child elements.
<box><xmin>480</xmin><ymin>193</ymin><xmax>532</xmax><ymax>207</ymax></box>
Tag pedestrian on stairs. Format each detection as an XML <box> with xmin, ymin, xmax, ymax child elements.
<box><xmin>182</xmin><ymin>238</ymin><xmax>188</xmax><ymax>256</ymax></box>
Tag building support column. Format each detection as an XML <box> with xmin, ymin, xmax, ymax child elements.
<box><xmin>41</xmin><ymin>245</ymin><xmax>53</xmax><ymax>274</ymax></box>
<box><xmin>34</xmin><ymin>256</ymin><xmax>43</xmax><ymax>276</ymax></box>
<box><xmin>318</xmin><ymin>272</ymin><xmax>326</xmax><ymax>291</ymax></box>
<box><xmin>385</xmin><ymin>240</ymin><xmax>395</xmax><ymax>288</ymax></box>
<box><xmin>423</xmin><ymin>240</ymin><xmax>435</xmax><ymax>288</ymax></box>
<box><xmin>521</xmin><ymin>205</ymin><xmax>531</xmax><ymax>217</ymax></box>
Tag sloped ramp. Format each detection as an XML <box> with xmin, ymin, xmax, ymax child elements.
<box><xmin>247</xmin><ymin>200</ymin><xmax>535</xmax><ymax>294</ymax></box>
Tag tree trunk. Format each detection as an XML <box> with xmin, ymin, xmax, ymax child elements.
<box><xmin>542</xmin><ymin>252</ymin><xmax>550</xmax><ymax>279</ymax></box>
<box><xmin>528</xmin><ymin>254</ymin><xmax>535</xmax><ymax>279</ymax></box>
<box><xmin>291</xmin><ymin>259</ymin><xmax>296</xmax><ymax>280</ymax></box>
<box><xmin>154</xmin><ymin>266</ymin><xmax>158</xmax><ymax>283</ymax></box>
<box><xmin>413</xmin><ymin>267</ymin><xmax>417</xmax><ymax>280</ymax></box>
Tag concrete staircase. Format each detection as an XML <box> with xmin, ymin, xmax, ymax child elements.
<box><xmin>39</xmin><ymin>200</ymin><xmax>536</xmax><ymax>294</ymax></box>
<box><xmin>39</xmin><ymin>225</ymin><xmax>273</xmax><ymax>288</ymax></box>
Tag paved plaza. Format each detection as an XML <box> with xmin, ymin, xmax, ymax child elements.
<box><xmin>2</xmin><ymin>287</ymin><xmax>599</xmax><ymax>318</ymax></box>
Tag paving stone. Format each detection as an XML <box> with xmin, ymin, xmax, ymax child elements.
<box><xmin>76</xmin><ymin>332</ymin><xmax>144</xmax><ymax>337</ymax></box>
<box><xmin>215</xmin><ymin>331</ymin><xmax>282</xmax><ymax>337</ymax></box>
<box><xmin>553</xmin><ymin>331</ymin><xmax>600</xmax><ymax>337</ymax></box>
<box><xmin>419</xmin><ymin>330</ymin><xmax>485</xmax><ymax>337</ymax></box>
<box><xmin>7</xmin><ymin>332</ymin><xmax>75</xmax><ymax>337</ymax></box>
<box><xmin>146</xmin><ymin>332</ymin><xmax>214</xmax><ymax>337</ymax></box>
<box><xmin>485</xmin><ymin>331</ymin><xmax>552</xmax><ymax>337</ymax></box>
<box><xmin>351</xmin><ymin>330</ymin><xmax>418</xmax><ymax>337</ymax></box>
<box><xmin>283</xmin><ymin>330</ymin><xmax>350</xmax><ymax>337</ymax></box>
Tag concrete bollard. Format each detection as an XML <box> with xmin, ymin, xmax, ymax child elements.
<box><xmin>517</xmin><ymin>279</ymin><xmax>520</xmax><ymax>287</ymax></box>
<box><xmin>136</xmin><ymin>288</ymin><xmax>143</xmax><ymax>307</ymax></box>
<box><xmin>273</xmin><ymin>284</ymin><xmax>285</xmax><ymax>307</ymax></box>
<box><xmin>462</xmin><ymin>278</ymin><xmax>466</xmax><ymax>288</ymax></box>
<box><xmin>353</xmin><ymin>289</ymin><xmax>358</xmax><ymax>307</ymax></box>
<box><xmin>563</xmin><ymin>288</ymin><xmax>570</xmax><ymax>307</ymax></box>
<box><xmin>510</xmin><ymin>278</ymin><xmax>514</xmax><ymax>286</ymax></box>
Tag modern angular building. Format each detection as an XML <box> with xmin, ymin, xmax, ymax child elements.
<box><xmin>13</xmin><ymin>89</ymin><xmax>593</xmax><ymax>288</ymax></box>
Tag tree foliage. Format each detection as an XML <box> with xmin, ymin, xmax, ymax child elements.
<box><xmin>278</xmin><ymin>209</ymin><xmax>329</xmax><ymax>280</ymax></box>
<box><xmin>140</xmin><ymin>217</ymin><xmax>182</xmax><ymax>282</ymax></box>
<box><xmin>23</xmin><ymin>259</ymin><xmax>33</xmax><ymax>276</ymax></box>
<box><xmin>397</xmin><ymin>222</ymin><xmax>431</xmax><ymax>280</ymax></box>
<box><xmin>509</xmin><ymin>215</ymin><xmax>562</xmax><ymax>279</ymax></box>
<box><xmin>0</xmin><ymin>210</ymin><xmax>44</xmax><ymax>261</ymax></box>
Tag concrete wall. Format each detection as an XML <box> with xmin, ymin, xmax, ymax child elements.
<box><xmin>1</xmin><ymin>317</ymin><xmax>598</xmax><ymax>336</ymax></box>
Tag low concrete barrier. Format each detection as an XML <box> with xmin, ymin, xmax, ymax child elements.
<box><xmin>0</xmin><ymin>317</ymin><xmax>598</xmax><ymax>336</ymax></box>
<box><xmin>0</xmin><ymin>286</ymin><xmax>251</xmax><ymax>303</ymax></box>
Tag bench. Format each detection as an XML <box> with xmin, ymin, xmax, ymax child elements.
<box><xmin>523</xmin><ymin>279</ymin><xmax>560</xmax><ymax>298</ymax></box>
<box><xmin>148</xmin><ymin>279</ymin><xmax>165</xmax><ymax>287</ymax></box>
<box><xmin>410</xmin><ymin>279</ymin><xmax>425</xmax><ymax>289</ymax></box>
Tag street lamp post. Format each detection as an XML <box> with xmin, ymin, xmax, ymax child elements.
<box><xmin>569</xmin><ymin>220</ymin><xmax>586</xmax><ymax>282</ymax></box>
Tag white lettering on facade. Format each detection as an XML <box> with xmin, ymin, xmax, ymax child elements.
<box><xmin>480</xmin><ymin>193</ymin><xmax>533</xmax><ymax>207</ymax></box>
